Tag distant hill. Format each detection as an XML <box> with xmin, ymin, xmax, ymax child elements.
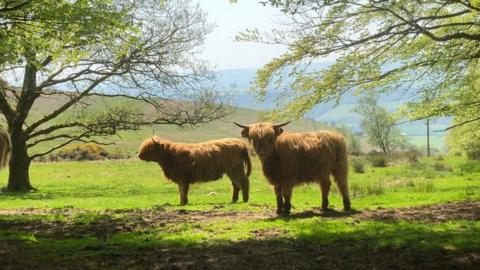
<box><xmin>216</xmin><ymin>68</ymin><xmax>449</xmax><ymax>150</ymax></box>
<box><xmin>26</xmin><ymin>96</ymin><xmax>332</xmax><ymax>156</ymax></box>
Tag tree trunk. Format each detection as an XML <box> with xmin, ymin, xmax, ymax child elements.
<box><xmin>426</xmin><ymin>119</ymin><xmax>431</xmax><ymax>157</ymax></box>
<box><xmin>3</xmin><ymin>60</ymin><xmax>37</xmax><ymax>192</ymax></box>
<box><xmin>4</xmin><ymin>129</ymin><xmax>34</xmax><ymax>192</ymax></box>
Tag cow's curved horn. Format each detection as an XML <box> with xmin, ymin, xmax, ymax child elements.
<box><xmin>273</xmin><ymin>121</ymin><xmax>291</xmax><ymax>128</ymax></box>
<box><xmin>152</xmin><ymin>136</ymin><xmax>161</xmax><ymax>143</ymax></box>
<box><xmin>233</xmin><ymin>122</ymin><xmax>249</xmax><ymax>129</ymax></box>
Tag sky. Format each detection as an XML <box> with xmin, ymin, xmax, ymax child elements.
<box><xmin>196</xmin><ymin>0</ymin><xmax>287</xmax><ymax>70</ymax></box>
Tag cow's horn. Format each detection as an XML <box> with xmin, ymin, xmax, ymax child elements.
<box><xmin>152</xmin><ymin>136</ymin><xmax>160</xmax><ymax>143</ymax></box>
<box><xmin>273</xmin><ymin>121</ymin><xmax>291</xmax><ymax>128</ymax></box>
<box><xmin>233</xmin><ymin>122</ymin><xmax>249</xmax><ymax>129</ymax></box>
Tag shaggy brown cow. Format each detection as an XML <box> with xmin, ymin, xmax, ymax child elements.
<box><xmin>0</xmin><ymin>128</ymin><xmax>11</xmax><ymax>170</ymax></box>
<box><xmin>234</xmin><ymin>121</ymin><xmax>350</xmax><ymax>215</ymax></box>
<box><xmin>138</xmin><ymin>136</ymin><xmax>251</xmax><ymax>205</ymax></box>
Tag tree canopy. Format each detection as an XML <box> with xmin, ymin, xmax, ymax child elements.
<box><xmin>239</xmin><ymin>0</ymin><xmax>480</xmax><ymax>125</ymax></box>
<box><xmin>0</xmin><ymin>0</ymin><xmax>227</xmax><ymax>191</ymax></box>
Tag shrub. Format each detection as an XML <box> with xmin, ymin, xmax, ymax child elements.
<box><xmin>458</xmin><ymin>161</ymin><xmax>480</xmax><ymax>173</ymax></box>
<box><xmin>412</xmin><ymin>181</ymin><xmax>436</xmax><ymax>193</ymax></box>
<box><xmin>369</xmin><ymin>154</ymin><xmax>388</xmax><ymax>167</ymax></box>
<box><xmin>404</xmin><ymin>149</ymin><xmax>422</xmax><ymax>163</ymax></box>
<box><xmin>365</xmin><ymin>181</ymin><xmax>385</xmax><ymax>195</ymax></box>
<box><xmin>37</xmin><ymin>143</ymin><xmax>127</xmax><ymax>162</ymax></box>
<box><xmin>351</xmin><ymin>159</ymin><xmax>365</xmax><ymax>173</ymax></box>
<box><xmin>434</xmin><ymin>155</ymin><xmax>444</xmax><ymax>161</ymax></box>
<box><xmin>466</xmin><ymin>149</ymin><xmax>480</xmax><ymax>160</ymax></box>
<box><xmin>433</xmin><ymin>162</ymin><xmax>452</xmax><ymax>172</ymax></box>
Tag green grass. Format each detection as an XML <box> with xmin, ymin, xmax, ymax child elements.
<box><xmin>1</xmin><ymin>157</ymin><xmax>479</xmax><ymax>210</ymax></box>
<box><xmin>1</xmin><ymin>156</ymin><xmax>479</xmax><ymax>269</ymax></box>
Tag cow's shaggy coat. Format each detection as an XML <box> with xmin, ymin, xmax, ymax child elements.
<box><xmin>235</xmin><ymin>122</ymin><xmax>350</xmax><ymax>215</ymax></box>
<box><xmin>138</xmin><ymin>136</ymin><xmax>251</xmax><ymax>205</ymax></box>
<box><xmin>0</xmin><ymin>128</ymin><xmax>11</xmax><ymax>170</ymax></box>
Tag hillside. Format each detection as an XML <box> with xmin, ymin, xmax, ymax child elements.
<box><xmin>26</xmin><ymin>96</ymin><xmax>332</xmax><ymax>156</ymax></box>
<box><xmin>217</xmin><ymin>68</ymin><xmax>449</xmax><ymax>150</ymax></box>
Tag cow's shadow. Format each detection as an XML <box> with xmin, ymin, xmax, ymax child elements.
<box><xmin>271</xmin><ymin>208</ymin><xmax>361</xmax><ymax>220</ymax></box>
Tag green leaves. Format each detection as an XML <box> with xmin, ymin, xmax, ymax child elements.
<box><xmin>247</xmin><ymin>0</ymin><xmax>480</xmax><ymax>126</ymax></box>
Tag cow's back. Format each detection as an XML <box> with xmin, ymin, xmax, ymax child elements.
<box><xmin>273</xmin><ymin>130</ymin><xmax>346</xmax><ymax>184</ymax></box>
<box><xmin>164</xmin><ymin>138</ymin><xmax>248</xmax><ymax>183</ymax></box>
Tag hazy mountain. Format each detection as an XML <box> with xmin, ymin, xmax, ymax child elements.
<box><xmin>216</xmin><ymin>67</ymin><xmax>450</xmax><ymax>149</ymax></box>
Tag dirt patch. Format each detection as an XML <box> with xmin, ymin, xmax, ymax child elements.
<box><xmin>1</xmin><ymin>201</ymin><xmax>480</xmax><ymax>269</ymax></box>
<box><xmin>361</xmin><ymin>201</ymin><xmax>480</xmax><ymax>223</ymax></box>
<box><xmin>286</xmin><ymin>201</ymin><xmax>480</xmax><ymax>223</ymax></box>
<box><xmin>0</xmin><ymin>201</ymin><xmax>479</xmax><ymax>238</ymax></box>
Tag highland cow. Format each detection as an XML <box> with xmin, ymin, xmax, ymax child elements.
<box><xmin>138</xmin><ymin>136</ymin><xmax>251</xmax><ymax>205</ymax></box>
<box><xmin>234</xmin><ymin>121</ymin><xmax>350</xmax><ymax>215</ymax></box>
<box><xmin>0</xmin><ymin>128</ymin><xmax>11</xmax><ymax>170</ymax></box>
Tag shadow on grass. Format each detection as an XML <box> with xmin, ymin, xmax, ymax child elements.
<box><xmin>0</xmin><ymin>224</ymin><xmax>479</xmax><ymax>270</ymax></box>
<box><xmin>0</xmin><ymin>210</ymin><xmax>480</xmax><ymax>270</ymax></box>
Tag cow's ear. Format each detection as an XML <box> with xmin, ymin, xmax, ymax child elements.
<box><xmin>274</xmin><ymin>127</ymin><xmax>283</xmax><ymax>136</ymax></box>
<box><xmin>240</xmin><ymin>128</ymin><xmax>249</xmax><ymax>138</ymax></box>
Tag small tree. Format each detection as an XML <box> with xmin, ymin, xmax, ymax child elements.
<box><xmin>354</xmin><ymin>92</ymin><xmax>404</xmax><ymax>154</ymax></box>
<box><xmin>0</xmin><ymin>0</ymin><xmax>228</xmax><ymax>192</ymax></box>
<box><xmin>335</xmin><ymin>125</ymin><xmax>361</xmax><ymax>154</ymax></box>
<box><xmin>240</xmin><ymin>0</ymin><xmax>480</xmax><ymax>128</ymax></box>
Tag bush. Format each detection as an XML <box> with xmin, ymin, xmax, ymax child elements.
<box><xmin>458</xmin><ymin>161</ymin><xmax>480</xmax><ymax>173</ymax></box>
<box><xmin>37</xmin><ymin>143</ymin><xmax>127</xmax><ymax>162</ymax></box>
<box><xmin>412</xmin><ymin>181</ymin><xmax>436</xmax><ymax>193</ymax></box>
<box><xmin>404</xmin><ymin>149</ymin><xmax>422</xmax><ymax>163</ymax></box>
<box><xmin>351</xmin><ymin>159</ymin><xmax>365</xmax><ymax>174</ymax></box>
<box><xmin>466</xmin><ymin>149</ymin><xmax>480</xmax><ymax>160</ymax></box>
<box><xmin>369</xmin><ymin>154</ymin><xmax>388</xmax><ymax>167</ymax></box>
<box><xmin>433</xmin><ymin>161</ymin><xmax>452</xmax><ymax>172</ymax></box>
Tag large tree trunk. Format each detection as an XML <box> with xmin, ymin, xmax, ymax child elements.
<box><xmin>3</xmin><ymin>61</ymin><xmax>37</xmax><ymax>192</ymax></box>
<box><xmin>5</xmin><ymin>130</ymin><xmax>34</xmax><ymax>192</ymax></box>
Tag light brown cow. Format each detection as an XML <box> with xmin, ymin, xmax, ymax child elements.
<box><xmin>138</xmin><ymin>136</ymin><xmax>251</xmax><ymax>205</ymax></box>
<box><xmin>234</xmin><ymin>121</ymin><xmax>350</xmax><ymax>215</ymax></box>
<box><xmin>0</xmin><ymin>128</ymin><xmax>11</xmax><ymax>170</ymax></box>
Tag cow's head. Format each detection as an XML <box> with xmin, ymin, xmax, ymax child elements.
<box><xmin>234</xmin><ymin>121</ymin><xmax>290</xmax><ymax>158</ymax></box>
<box><xmin>138</xmin><ymin>136</ymin><xmax>164</xmax><ymax>162</ymax></box>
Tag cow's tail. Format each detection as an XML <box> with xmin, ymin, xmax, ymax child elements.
<box><xmin>242</xmin><ymin>147</ymin><xmax>252</xmax><ymax>177</ymax></box>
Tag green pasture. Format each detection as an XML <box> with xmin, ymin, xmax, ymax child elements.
<box><xmin>1</xmin><ymin>156</ymin><xmax>479</xmax><ymax>269</ymax></box>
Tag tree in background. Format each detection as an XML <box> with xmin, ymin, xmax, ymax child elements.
<box><xmin>445</xmin><ymin>70</ymin><xmax>480</xmax><ymax>160</ymax></box>
<box><xmin>0</xmin><ymin>0</ymin><xmax>227</xmax><ymax>192</ymax></box>
<box><xmin>239</xmin><ymin>0</ymin><xmax>480</xmax><ymax>128</ymax></box>
<box><xmin>335</xmin><ymin>125</ymin><xmax>361</xmax><ymax>155</ymax></box>
<box><xmin>355</xmin><ymin>92</ymin><xmax>405</xmax><ymax>155</ymax></box>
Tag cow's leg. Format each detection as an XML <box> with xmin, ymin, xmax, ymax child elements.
<box><xmin>227</xmin><ymin>170</ymin><xmax>243</xmax><ymax>203</ymax></box>
<box><xmin>239</xmin><ymin>174</ymin><xmax>249</xmax><ymax>203</ymax></box>
<box><xmin>274</xmin><ymin>185</ymin><xmax>283</xmax><ymax>215</ymax></box>
<box><xmin>231</xmin><ymin>184</ymin><xmax>240</xmax><ymax>203</ymax></box>
<box><xmin>320</xmin><ymin>178</ymin><xmax>331</xmax><ymax>211</ymax></box>
<box><xmin>178</xmin><ymin>183</ymin><xmax>189</xmax><ymax>206</ymax></box>
<box><xmin>281</xmin><ymin>185</ymin><xmax>293</xmax><ymax>215</ymax></box>
<box><xmin>333</xmin><ymin>171</ymin><xmax>351</xmax><ymax>211</ymax></box>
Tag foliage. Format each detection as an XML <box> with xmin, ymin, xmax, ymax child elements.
<box><xmin>354</xmin><ymin>92</ymin><xmax>406</xmax><ymax>154</ymax></box>
<box><xmin>335</xmin><ymin>125</ymin><xmax>361</xmax><ymax>154</ymax></box>
<box><xmin>351</xmin><ymin>158</ymin><xmax>365</xmax><ymax>174</ymax></box>
<box><xmin>433</xmin><ymin>162</ymin><xmax>452</xmax><ymax>172</ymax></box>
<box><xmin>0</xmin><ymin>0</ymin><xmax>227</xmax><ymax>191</ymax></box>
<box><xmin>36</xmin><ymin>143</ymin><xmax>125</xmax><ymax>162</ymax></box>
<box><xmin>446</xmin><ymin>97</ymin><xmax>480</xmax><ymax>160</ymax></box>
<box><xmin>458</xmin><ymin>160</ymin><xmax>480</xmax><ymax>173</ymax></box>
<box><xmin>239</xmin><ymin>0</ymin><xmax>480</xmax><ymax>127</ymax></box>
<box><xmin>368</xmin><ymin>153</ymin><xmax>388</xmax><ymax>168</ymax></box>
<box><xmin>405</xmin><ymin>149</ymin><xmax>422</xmax><ymax>163</ymax></box>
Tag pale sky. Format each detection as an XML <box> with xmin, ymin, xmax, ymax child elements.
<box><xmin>197</xmin><ymin>0</ymin><xmax>287</xmax><ymax>70</ymax></box>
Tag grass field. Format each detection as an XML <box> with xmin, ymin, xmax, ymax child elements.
<box><xmin>1</xmin><ymin>156</ymin><xmax>479</xmax><ymax>269</ymax></box>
